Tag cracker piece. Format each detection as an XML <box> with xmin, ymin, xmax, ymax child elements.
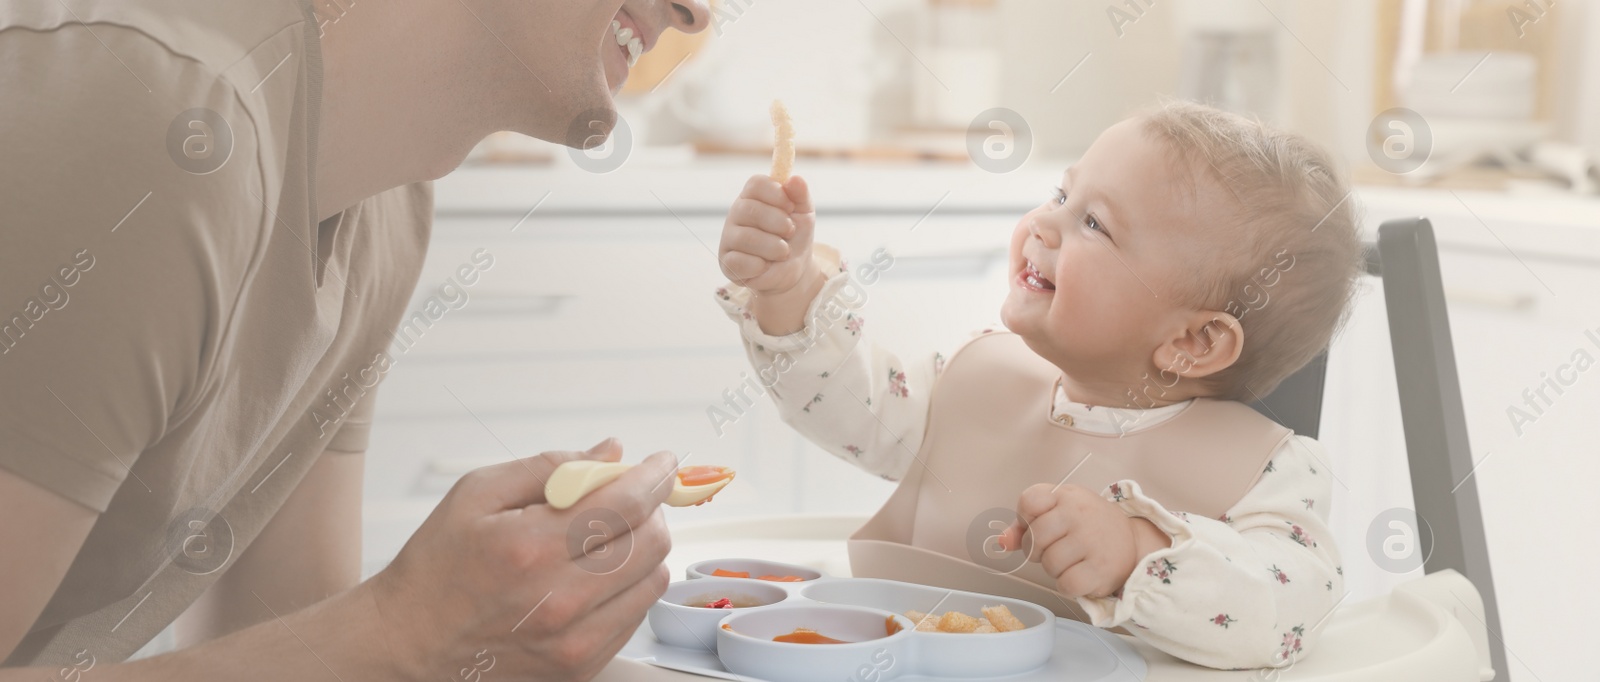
<box><xmin>981</xmin><ymin>605</ymin><xmax>1026</xmax><ymax>633</ymax></box>
<box><xmin>937</xmin><ymin>611</ymin><xmax>981</xmax><ymax>633</ymax></box>
<box><xmin>769</xmin><ymin>100</ymin><xmax>795</xmax><ymax>183</ymax></box>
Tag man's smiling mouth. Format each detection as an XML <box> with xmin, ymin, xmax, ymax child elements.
<box><xmin>1021</xmin><ymin>260</ymin><xmax>1056</xmax><ymax>292</ymax></box>
<box><xmin>610</xmin><ymin>16</ymin><xmax>645</xmax><ymax>68</ymax></box>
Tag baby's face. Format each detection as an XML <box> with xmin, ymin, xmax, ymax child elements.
<box><xmin>1000</xmin><ymin>118</ymin><xmax>1225</xmax><ymax>395</ymax></box>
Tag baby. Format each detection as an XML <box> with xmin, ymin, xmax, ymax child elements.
<box><xmin>713</xmin><ymin>101</ymin><xmax>1362</xmax><ymax>670</ymax></box>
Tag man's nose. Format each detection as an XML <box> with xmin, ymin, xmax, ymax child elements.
<box><xmin>669</xmin><ymin>0</ymin><xmax>711</xmax><ymax>34</ymax></box>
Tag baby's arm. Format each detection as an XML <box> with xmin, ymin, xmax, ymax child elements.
<box><xmin>714</xmin><ymin>174</ymin><xmax>939</xmax><ymax>480</ymax></box>
<box><xmin>1083</xmin><ymin>437</ymin><xmax>1344</xmax><ymax>670</ymax></box>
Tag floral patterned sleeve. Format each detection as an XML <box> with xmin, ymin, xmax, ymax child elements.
<box><xmin>1081</xmin><ymin>436</ymin><xmax>1345</xmax><ymax>671</ymax></box>
<box><xmin>712</xmin><ymin>245</ymin><xmax>948</xmax><ymax>481</ymax></box>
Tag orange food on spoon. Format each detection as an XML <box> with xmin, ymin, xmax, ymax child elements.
<box><xmin>677</xmin><ymin>465</ymin><xmax>735</xmax><ymax>487</ymax></box>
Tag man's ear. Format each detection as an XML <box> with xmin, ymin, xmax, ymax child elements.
<box><xmin>1151</xmin><ymin>310</ymin><xmax>1244</xmax><ymax>381</ymax></box>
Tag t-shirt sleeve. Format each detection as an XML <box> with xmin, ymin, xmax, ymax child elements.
<box><xmin>0</xmin><ymin>22</ymin><xmax>264</xmax><ymax>512</ymax></box>
<box><xmin>324</xmin><ymin>388</ymin><xmax>379</xmax><ymax>455</ymax></box>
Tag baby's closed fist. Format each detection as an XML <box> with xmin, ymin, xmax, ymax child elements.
<box><xmin>719</xmin><ymin>174</ymin><xmax>818</xmax><ymax>297</ymax></box>
<box><xmin>999</xmin><ymin>483</ymin><xmax>1171</xmax><ymax>600</ymax></box>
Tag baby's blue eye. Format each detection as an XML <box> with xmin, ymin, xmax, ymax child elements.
<box><xmin>1086</xmin><ymin>215</ymin><xmax>1103</xmax><ymax>233</ymax></box>
<box><xmin>1051</xmin><ymin>187</ymin><xmax>1068</xmax><ymax>206</ymax></box>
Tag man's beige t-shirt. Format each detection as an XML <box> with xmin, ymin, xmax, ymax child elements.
<box><xmin>0</xmin><ymin>0</ymin><xmax>431</xmax><ymax>665</ymax></box>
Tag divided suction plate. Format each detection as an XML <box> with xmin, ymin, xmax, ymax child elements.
<box><xmin>622</xmin><ymin>558</ymin><xmax>1147</xmax><ymax>682</ymax></box>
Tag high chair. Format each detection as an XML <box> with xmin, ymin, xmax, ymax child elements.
<box><xmin>1244</xmin><ymin>215</ymin><xmax>1506</xmax><ymax>681</ymax></box>
<box><xmin>653</xmin><ymin>217</ymin><xmax>1505</xmax><ymax>681</ymax></box>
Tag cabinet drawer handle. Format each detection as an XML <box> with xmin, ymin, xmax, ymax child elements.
<box><xmin>1443</xmin><ymin>287</ymin><xmax>1535</xmax><ymax>312</ymax></box>
<box><xmin>455</xmin><ymin>293</ymin><xmax>572</xmax><ymax>317</ymax></box>
<box><xmin>884</xmin><ymin>250</ymin><xmax>1003</xmax><ymax>279</ymax></box>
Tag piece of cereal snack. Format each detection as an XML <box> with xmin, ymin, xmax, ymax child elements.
<box><xmin>938</xmin><ymin>611</ymin><xmax>982</xmax><ymax>634</ymax></box>
<box><xmin>981</xmin><ymin>605</ymin><xmax>1025</xmax><ymax>633</ymax></box>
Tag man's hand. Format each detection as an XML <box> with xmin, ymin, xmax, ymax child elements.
<box><xmin>998</xmin><ymin>483</ymin><xmax>1171</xmax><ymax>599</ymax></box>
<box><xmin>363</xmin><ymin>438</ymin><xmax>676</xmax><ymax>682</ymax></box>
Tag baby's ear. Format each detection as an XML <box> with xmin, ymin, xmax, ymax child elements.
<box><xmin>1151</xmin><ymin>311</ymin><xmax>1243</xmax><ymax>381</ymax></box>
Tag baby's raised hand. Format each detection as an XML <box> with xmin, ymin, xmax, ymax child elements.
<box><xmin>998</xmin><ymin>483</ymin><xmax>1171</xmax><ymax>600</ymax></box>
<box><xmin>719</xmin><ymin>174</ymin><xmax>818</xmax><ymax>297</ymax></box>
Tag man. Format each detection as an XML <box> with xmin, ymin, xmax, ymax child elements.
<box><xmin>0</xmin><ymin>0</ymin><xmax>709</xmax><ymax>679</ymax></box>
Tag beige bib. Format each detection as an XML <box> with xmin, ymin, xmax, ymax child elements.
<box><xmin>849</xmin><ymin>332</ymin><xmax>1290</xmax><ymax>622</ymax></box>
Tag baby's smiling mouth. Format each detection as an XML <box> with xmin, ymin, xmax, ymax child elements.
<box><xmin>1022</xmin><ymin>260</ymin><xmax>1056</xmax><ymax>292</ymax></box>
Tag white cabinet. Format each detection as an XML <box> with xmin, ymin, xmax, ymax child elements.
<box><xmin>360</xmin><ymin>176</ymin><xmax>1023</xmax><ymax>572</ymax></box>
<box><xmin>1321</xmin><ymin>195</ymin><xmax>1600</xmax><ymax>682</ymax></box>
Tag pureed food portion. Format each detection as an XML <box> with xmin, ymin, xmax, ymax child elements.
<box><xmin>710</xmin><ymin>568</ymin><xmax>806</xmax><ymax>582</ymax></box>
<box><xmin>687</xmin><ymin>593</ymin><xmax>767</xmax><ymax>609</ymax></box>
<box><xmin>709</xmin><ymin>569</ymin><xmax>804</xmax><ymax>582</ymax></box>
<box><xmin>747</xmin><ymin>617</ymin><xmax>901</xmax><ymax>645</ymax></box>
<box><xmin>773</xmin><ymin>628</ymin><xmax>846</xmax><ymax>644</ymax></box>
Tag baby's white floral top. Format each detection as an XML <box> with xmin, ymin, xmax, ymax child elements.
<box><xmin>713</xmin><ymin>253</ymin><xmax>1346</xmax><ymax>671</ymax></box>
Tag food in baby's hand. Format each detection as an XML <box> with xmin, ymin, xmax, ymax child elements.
<box><xmin>903</xmin><ymin>605</ymin><xmax>1022</xmax><ymax>634</ymax></box>
<box><xmin>769</xmin><ymin>99</ymin><xmax>795</xmax><ymax>183</ymax></box>
<box><xmin>544</xmin><ymin>460</ymin><xmax>735</xmax><ymax>510</ymax></box>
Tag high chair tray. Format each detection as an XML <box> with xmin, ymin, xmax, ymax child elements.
<box><xmin>617</xmin><ymin>557</ymin><xmax>1148</xmax><ymax>682</ymax></box>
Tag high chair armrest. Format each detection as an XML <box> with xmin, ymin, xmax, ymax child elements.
<box><xmin>1393</xmin><ymin>569</ymin><xmax>1496</xmax><ymax>681</ymax></box>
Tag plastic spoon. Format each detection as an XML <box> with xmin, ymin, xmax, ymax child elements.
<box><xmin>545</xmin><ymin>460</ymin><xmax>736</xmax><ymax>510</ymax></box>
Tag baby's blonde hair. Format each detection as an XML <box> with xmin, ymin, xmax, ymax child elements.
<box><xmin>1139</xmin><ymin>100</ymin><xmax>1364</xmax><ymax>401</ymax></box>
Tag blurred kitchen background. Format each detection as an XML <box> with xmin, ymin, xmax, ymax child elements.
<box><xmin>361</xmin><ymin>1</ymin><xmax>1596</xmax><ymax>679</ymax></box>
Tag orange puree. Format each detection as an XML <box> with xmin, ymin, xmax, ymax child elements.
<box><xmin>773</xmin><ymin>628</ymin><xmax>847</xmax><ymax>645</ymax></box>
<box><xmin>709</xmin><ymin>568</ymin><xmax>805</xmax><ymax>581</ymax></box>
<box><xmin>677</xmin><ymin>465</ymin><xmax>734</xmax><ymax>487</ymax></box>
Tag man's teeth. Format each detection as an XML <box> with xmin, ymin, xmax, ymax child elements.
<box><xmin>611</xmin><ymin>19</ymin><xmax>643</xmax><ymax>68</ymax></box>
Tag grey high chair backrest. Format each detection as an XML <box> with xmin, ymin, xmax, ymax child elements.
<box><xmin>1246</xmin><ymin>217</ymin><xmax>1510</xmax><ymax>681</ymax></box>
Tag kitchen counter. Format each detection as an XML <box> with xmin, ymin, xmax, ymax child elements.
<box><xmin>436</xmin><ymin>158</ymin><xmax>1600</xmax><ymax>262</ymax></box>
